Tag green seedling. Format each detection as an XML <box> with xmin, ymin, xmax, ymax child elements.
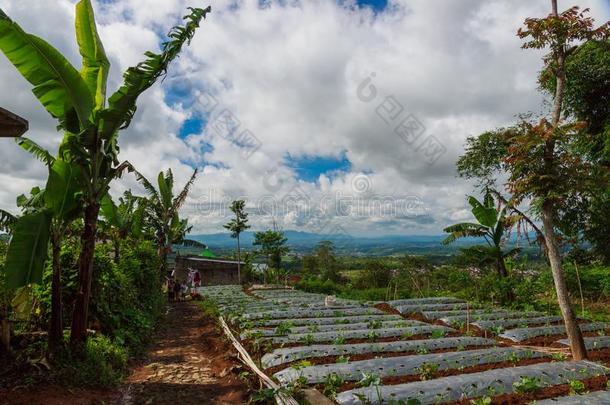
<box><xmin>568</xmin><ymin>379</ymin><xmax>586</xmax><ymax>395</ymax></box>
<box><xmin>357</xmin><ymin>371</ymin><xmax>381</xmax><ymax>388</ymax></box>
<box><xmin>417</xmin><ymin>362</ymin><xmax>439</xmax><ymax>381</ymax></box>
<box><xmin>430</xmin><ymin>329</ymin><xmax>446</xmax><ymax>339</ymax></box>
<box><xmin>322</xmin><ymin>373</ymin><xmax>344</xmax><ymax>399</ymax></box>
<box><xmin>513</xmin><ymin>376</ymin><xmax>543</xmax><ymax>393</ymax></box>
<box><xmin>300</xmin><ymin>333</ymin><xmax>315</xmax><ymax>345</ymax></box>
<box><xmin>367</xmin><ymin>330</ymin><xmax>379</xmax><ymax>342</ymax></box>
<box><xmin>336</xmin><ymin>355</ymin><xmax>350</xmax><ymax>363</ymax></box>
<box><xmin>333</xmin><ymin>336</ymin><xmax>346</xmax><ymax>345</ymax></box>
<box><xmin>368</xmin><ymin>319</ymin><xmax>383</xmax><ymax>329</ymax></box>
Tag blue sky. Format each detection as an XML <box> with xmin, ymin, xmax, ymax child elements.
<box><xmin>355</xmin><ymin>0</ymin><xmax>388</xmax><ymax>12</ymax></box>
<box><xmin>285</xmin><ymin>152</ymin><xmax>352</xmax><ymax>182</ymax></box>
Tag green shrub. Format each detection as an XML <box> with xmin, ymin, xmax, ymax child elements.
<box><xmin>54</xmin><ymin>335</ymin><xmax>128</xmax><ymax>387</ymax></box>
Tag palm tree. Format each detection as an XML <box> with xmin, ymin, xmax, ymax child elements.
<box><xmin>134</xmin><ymin>169</ymin><xmax>198</xmax><ymax>273</ymax></box>
<box><xmin>442</xmin><ymin>193</ymin><xmax>518</xmax><ymax>279</ymax></box>
<box><xmin>224</xmin><ymin>200</ymin><xmax>250</xmax><ymax>284</ymax></box>
<box><xmin>0</xmin><ymin>1</ymin><xmax>210</xmax><ymax>352</ymax></box>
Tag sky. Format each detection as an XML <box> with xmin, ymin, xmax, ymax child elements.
<box><xmin>1</xmin><ymin>0</ymin><xmax>609</xmax><ymax>237</ymax></box>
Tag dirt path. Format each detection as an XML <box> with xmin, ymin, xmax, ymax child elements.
<box><xmin>119</xmin><ymin>301</ymin><xmax>249</xmax><ymax>405</ymax></box>
<box><xmin>1</xmin><ymin>302</ymin><xmax>250</xmax><ymax>405</ymax></box>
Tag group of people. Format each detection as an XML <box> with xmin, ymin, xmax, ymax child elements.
<box><xmin>167</xmin><ymin>269</ymin><xmax>202</xmax><ymax>302</ymax></box>
<box><xmin>167</xmin><ymin>277</ymin><xmax>184</xmax><ymax>302</ymax></box>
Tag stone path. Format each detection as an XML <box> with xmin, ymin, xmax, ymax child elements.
<box><xmin>119</xmin><ymin>301</ymin><xmax>249</xmax><ymax>405</ymax></box>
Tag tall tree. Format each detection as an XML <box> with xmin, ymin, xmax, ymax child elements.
<box><xmin>253</xmin><ymin>229</ymin><xmax>289</xmax><ymax>282</ymax></box>
<box><xmin>0</xmin><ymin>1</ymin><xmax>210</xmax><ymax>353</ymax></box>
<box><xmin>135</xmin><ymin>169</ymin><xmax>198</xmax><ymax>273</ymax></box>
<box><xmin>539</xmin><ymin>39</ymin><xmax>610</xmax><ymax>263</ymax></box>
<box><xmin>513</xmin><ymin>1</ymin><xmax>609</xmax><ymax>360</ymax></box>
<box><xmin>458</xmin><ymin>2</ymin><xmax>609</xmax><ymax>360</ymax></box>
<box><xmin>224</xmin><ymin>200</ymin><xmax>250</xmax><ymax>284</ymax></box>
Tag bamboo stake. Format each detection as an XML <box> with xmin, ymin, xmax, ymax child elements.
<box><xmin>573</xmin><ymin>261</ymin><xmax>585</xmax><ymax>318</ymax></box>
<box><xmin>219</xmin><ymin>317</ymin><xmax>299</xmax><ymax>405</ymax></box>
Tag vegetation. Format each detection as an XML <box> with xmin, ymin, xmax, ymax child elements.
<box><xmin>224</xmin><ymin>200</ymin><xmax>250</xmax><ymax>283</ymax></box>
<box><xmin>0</xmin><ymin>0</ymin><xmax>210</xmax><ymax>391</ymax></box>
<box><xmin>253</xmin><ymin>228</ymin><xmax>289</xmax><ymax>283</ymax></box>
<box><xmin>134</xmin><ymin>168</ymin><xmax>199</xmax><ymax>274</ymax></box>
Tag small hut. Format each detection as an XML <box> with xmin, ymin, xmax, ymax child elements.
<box><xmin>0</xmin><ymin>107</ymin><xmax>28</xmax><ymax>137</ymax></box>
<box><xmin>174</xmin><ymin>256</ymin><xmax>244</xmax><ymax>285</ymax></box>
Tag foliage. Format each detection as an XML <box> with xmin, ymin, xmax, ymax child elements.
<box><xmin>53</xmin><ymin>334</ymin><xmax>128</xmax><ymax>387</ymax></box>
<box><xmin>512</xmin><ymin>376</ymin><xmax>543</xmax><ymax>393</ymax></box>
<box><xmin>253</xmin><ymin>229</ymin><xmax>289</xmax><ymax>278</ymax></box>
<box><xmin>443</xmin><ymin>193</ymin><xmax>519</xmax><ymax>281</ymax></box>
<box><xmin>302</xmin><ymin>241</ymin><xmax>344</xmax><ymax>283</ymax></box>
<box><xmin>135</xmin><ymin>168</ymin><xmax>198</xmax><ymax>272</ymax></box>
<box><xmin>354</xmin><ymin>259</ymin><xmax>393</xmax><ymax>289</ymax></box>
<box><xmin>224</xmin><ymin>200</ymin><xmax>250</xmax><ymax>283</ymax></box>
<box><xmin>322</xmin><ymin>372</ymin><xmax>344</xmax><ymax>399</ymax></box>
<box><xmin>0</xmin><ymin>0</ymin><xmax>209</xmax><ymax>351</ymax></box>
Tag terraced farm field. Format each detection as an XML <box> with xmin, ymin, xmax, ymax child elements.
<box><xmin>198</xmin><ymin>285</ymin><xmax>610</xmax><ymax>404</ymax></box>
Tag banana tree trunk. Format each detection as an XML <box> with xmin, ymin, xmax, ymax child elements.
<box><xmin>70</xmin><ymin>202</ymin><xmax>100</xmax><ymax>355</ymax></box>
<box><xmin>157</xmin><ymin>232</ymin><xmax>167</xmax><ymax>274</ymax></box>
<box><xmin>49</xmin><ymin>234</ymin><xmax>63</xmax><ymax>354</ymax></box>
<box><xmin>542</xmin><ymin>202</ymin><xmax>587</xmax><ymax>360</ymax></box>
<box><xmin>497</xmin><ymin>256</ymin><xmax>515</xmax><ymax>303</ymax></box>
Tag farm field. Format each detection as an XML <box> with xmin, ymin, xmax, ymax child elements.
<box><xmin>1</xmin><ymin>0</ymin><xmax>610</xmax><ymax>404</ymax></box>
<box><xmin>199</xmin><ymin>285</ymin><xmax>610</xmax><ymax>404</ymax></box>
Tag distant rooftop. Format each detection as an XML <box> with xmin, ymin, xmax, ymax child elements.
<box><xmin>0</xmin><ymin>107</ymin><xmax>28</xmax><ymax>137</ymax></box>
<box><xmin>182</xmin><ymin>256</ymin><xmax>245</xmax><ymax>265</ymax></box>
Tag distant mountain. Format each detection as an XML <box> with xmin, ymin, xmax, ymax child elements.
<box><xmin>188</xmin><ymin>231</ymin><xmax>488</xmax><ymax>253</ymax></box>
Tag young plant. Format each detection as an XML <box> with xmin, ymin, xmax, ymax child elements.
<box><xmin>333</xmin><ymin>335</ymin><xmax>346</xmax><ymax>345</ymax></box>
<box><xmin>251</xmin><ymin>388</ymin><xmax>277</xmax><ymax>403</ymax></box>
<box><xmin>417</xmin><ymin>362</ymin><xmax>439</xmax><ymax>381</ymax></box>
<box><xmin>568</xmin><ymin>379</ymin><xmax>586</xmax><ymax>395</ymax></box>
<box><xmin>430</xmin><ymin>329</ymin><xmax>446</xmax><ymax>339</ymax></box>
<box><xmin>512</xmin><ymin>376</ymin><xmax>543</xmax><ymax>393</ymax></box>
<box><xmin>367</xmin><ymin>319</ymin><xmax>383</xmax><ymax>329</ymax></box>
<box><xmin>274</xmin><ymin>321</ymin><xmax>293</xmax><ymax>336</ymax></box>
<box><xmin>322</xmin><ymin>373</ymin><xmax>344</xmax><ymax>399</ymax></box>
<box><xmin>300</xmin><ymin>334</ymin><xmax>315</xmax><ymax>346</ymax></box>
<box><xmin>470</xmin><ymin>397</ymin><xmax>492</xmax><ymax>405</ymax></box>
<box><xmin>551</xmin><ymin>352</ymin><xmax>568</xmax><ymax>361</ymax></box>
<box><xmin>508</xmin><ymin>352</ymin><xmax>521</xmax><ymax>365</ymax></box>
<box><xmin>292</xmin><ymin>360</ymin><xmax>312</xmax><ymax>370</ymax></box>
<box><xmin>357</xmin><ymin>371</ymin><xmax>381</xmax><ymax>388</ymax></box>
<box><xmin>416</xmin><ymin>346</ymin><xmax>429</xmax><ymax>355</ymax></box>
<box><xmin>336</xmin><ymin>355</ymin><xmax>350</xmax><ymax>363</ymax></box>
<box><xmin>367</xmin><ymin>330</ymin><xmax>379</xmax><ymax>342</ymax></box>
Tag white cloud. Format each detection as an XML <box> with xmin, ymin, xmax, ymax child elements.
<box><xmin>1</xmin><ymin>0</ymin><xmax>608</xmax><ymax>236</ymax></box>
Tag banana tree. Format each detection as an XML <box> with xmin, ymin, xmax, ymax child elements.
<box><xmin>100</xmin><ymin>190</ymin><xmax>146</xmax><ymax>263</ymax></box>
<box><xmin>134</xmin><ymin>169</ymin><xmax>198</xmax><ymax>273</ymax></box>
<box><xmin>442</xmin><ymin>193</ymin><xmax>519</xmax><ymax>278</ymax></box>
<box><xmin>7</xmin><ymin>137</ymin><xmax>82</xmax><ymax>352</ymax></box>
<box><xmin>0</xmin><ymin>1</ymin><xmax>210</xmax><ymax>352</ymax></box>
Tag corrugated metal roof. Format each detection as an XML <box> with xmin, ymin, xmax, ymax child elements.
<box><xmin>181</xmin><ymin>256</ymin><xmax>245</xmax><ymax>265</ymax></box>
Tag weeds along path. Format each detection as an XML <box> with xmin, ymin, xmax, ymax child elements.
<box><xmin>120</xmin><ymin>301</ymin><xmax>249</xmax><ymax>405</ymax></box>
